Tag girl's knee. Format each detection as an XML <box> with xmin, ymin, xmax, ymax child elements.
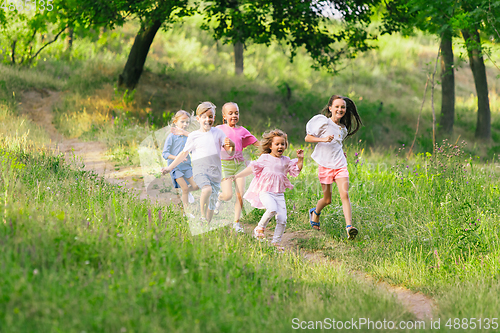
<box><xmin>324</xmin><ymin>197</ymin><xmax>332</xmax><ymax>205</ymax></box>
<box><xmin>276</xmin><ymin>215</ymin><xmax>287</xmax><ymax>225</ymax></box>
<box><xmin>219</xmin><ymin>193</ymin><xmax>232</xmax><ymax>201</ymax></box>
<box><xmin>340</xmin><ymin>192</ymin><xmax>350</xmax><ymax>201</ymax></box>
<box><xmin>201</xmin><ymin>185</ymin><xmax>212</xmax><ymax>194</ymax></box>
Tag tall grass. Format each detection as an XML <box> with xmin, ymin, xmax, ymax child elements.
<box><xmin>0</xmin><ymin>145</ymin><xmax>417</xmax><ymax>332</ymax></box>
<box><xmin>285</xmin><ymin>138</ymin><xmax>500</xmax><ymax>321</ymax></box>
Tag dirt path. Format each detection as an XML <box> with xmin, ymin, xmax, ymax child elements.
<box><xmin>20</xmin><ymin>89</ymin><xmax>435</xmax><ymax>321</ymax></box>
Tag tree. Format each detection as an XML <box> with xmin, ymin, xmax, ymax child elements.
<box><xmin>456</xmin><ymin>0</ymin><xmax>500</xmax><ymax>140</ymax></box>
<box><xmin>117</xmin><ymin>0</ymin><xmax>193</xmax><ymax>89</ymax></box>
<box><xmin>201</xmin><ymin>0</ymin><xmax>380</xmax><ymax>76</ymax></box>
<box><xmin>383</xmin><ymin>0</ymin><xmax>500</xmax><ymax>139</ymax></box>
<box><xmin>0</xmin><ymin>0</ymin><xmax>124</xmax><ymax>65</ymax></box>
<box><xmin>382</xmin><ymin>0</ymin><xmax>458</xmax><ymax>134</ymax></box>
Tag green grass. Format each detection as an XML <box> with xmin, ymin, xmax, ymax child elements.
<box><xmin>0</xmin><ymin>144</ymin><xmax>419</xmax><ymax>332</ymax></box>
<box><xmin>283</xmin><ymin>139</ymin><xmax>500</xmax><ymax>323</ymax></box>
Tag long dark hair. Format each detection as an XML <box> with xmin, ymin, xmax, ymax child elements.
<box><xmin>321</xmin><ymin>95</ymin><xmax>362</xmax><ymax>139</ymax></box>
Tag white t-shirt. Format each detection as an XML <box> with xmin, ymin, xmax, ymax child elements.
<box><xmin>306</xmin><ymin>114</ymin><xmax>348</xmax><ymax>169</ymax></box>
<box><xmin>183</xmin><ymin>127</ymin><xmax>226</xmax><ymax>181</ymax></box>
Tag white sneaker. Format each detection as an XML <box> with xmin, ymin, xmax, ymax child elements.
<box><xmin>233</xmin><ymin>223</ymin><xmax>244</xmax><ymax>233</ymax></box>
<box><xmin>188</xmin><ymin>193</ymin><xmax>195</xmax><ymax>204</ymax></box>
<box><xmin>183</xmin><ymin>212</ymin><xmax>195</xmax><ymax>219</ymax></box>
<box><xmin>214</xmin><ymin>200</ymin><xmax>222</xmax><ymax>215</ymax></box>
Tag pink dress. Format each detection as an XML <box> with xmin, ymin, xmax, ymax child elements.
<box><xmin>243</xmin><ymin>154</ymin><xmax>300</xmax><ymax>209</ymax></box>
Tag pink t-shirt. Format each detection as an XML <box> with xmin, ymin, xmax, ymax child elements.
<box><xmin>216</xmin><ymin>124</ymin><xmax>257</xmax><ymax>161</ymax></box>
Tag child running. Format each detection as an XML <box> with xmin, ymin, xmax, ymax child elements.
<box><xmin>162</xmin><ymin>110</ymin><xmax>198</xmax><ymax>214</ymax></box>
<box><xmin>162</xmin><ymin>102</ymin><xmax>235</xmax><ymax>223</ymax></box>
<box><xmin>214</xmin><ymin>102</ymin><xmax>259</xmax><ymax>233</ymax></box>
<box><xmin>305</xmin><ymin>95</ymin><xmax>362</xmax><ymax>240</ymax></box>
<box><xmin>231</xmin><ymin>129</ymin><xmax>303</xmax><ymax>249</ymax></box>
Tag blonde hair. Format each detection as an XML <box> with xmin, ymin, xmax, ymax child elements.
<box><xmin>222</xmin><ymin>102</ymin><xmax>239</xmax><ymax>124</ymax></box>
<box><xmin>196</xmin><ymin>101</ymin><xmax>216</xmax><ymax>116</ymax></box>
<box><xmin>171</xmin><ymin>110</ymin><xmax>191</xmax><ymax>127</ymax></box>
<box><xmin>260</xmin><ymin>129</ymin><xmax>288</xmax><ymax>154</ymax></box>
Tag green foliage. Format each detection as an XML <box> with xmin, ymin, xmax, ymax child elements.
<box><xmin>202</xmin><ymin>0</ymin><xmax>380</xmax><ymax>72</ymax></box>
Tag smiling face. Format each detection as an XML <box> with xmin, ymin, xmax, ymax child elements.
<box><xmin>329</xmin><ymin>98</ymin><xmax>346</xmax><ymax>124</ymax></box>
<box><xmin>197</xmin><ymin>110</ymin><xmax>215</xmax><ymax>132</ymax></box>
<box><xmin>270</xmin><ymin>136</ymin><xmax>286</xmax><ymax>157</ymax></box>
<box><xmin>223</xmin><ymin>104</ymin><xmax>239</xmax><ymax>127</ymax></box>
<box><xmin>174</xmin><ymin>115</ymin><xmax>190</xmax><ymax>130</ymax></box>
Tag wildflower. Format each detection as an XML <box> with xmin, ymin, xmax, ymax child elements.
<box><xmin>33</xmin><ymin>269</ymin><xmax>39</xmax><ymax>275</ymax></box>
<box><xmin>402</xmin><ymin>144</ymin><xmax>405</xmax><ymax>147</ymax></box>
<box><xmin>465</xmin><ymin>228</ymin><xmax>468</xmax><ymax>231</ymax></box>
<box><xmin>355</xmin><ymin>152</ymin><xmax>358</xmax><ymax>156</ymax></box>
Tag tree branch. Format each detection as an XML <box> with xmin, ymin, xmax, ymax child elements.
<box><xmin>26</xmin><ymin>26</ymin><xmax>67</xmax><ymax>65</ymax></box>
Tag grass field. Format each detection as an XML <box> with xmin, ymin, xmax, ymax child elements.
<box><xmin>1</xmin><ymin>13</ymin><xmax>500</xmax><ymax>332</ymax></box>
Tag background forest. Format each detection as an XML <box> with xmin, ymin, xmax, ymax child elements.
<box><xmin>1</xmin><ymin>1</ymin><xmax>500</xmax><ymax>332</ymax></box>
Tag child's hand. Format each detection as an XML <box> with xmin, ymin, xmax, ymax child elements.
<box><xmin>171</xmin><ymin>127</ymin><xmax>188</xmax><ymax>136</ymax></box>
<box><xmin>344</xmin><ymin>152</ymin><xmax>347</xmax><ymax>158</ymax></box>
<box><xmin>225</xmin><ymin>175</ymin><xmax>236</xmax><ymax>182</ymax></box>
<box><xmin>296</xmin><ymin>149</ymin><xmax>304</xmax><ymax>159</ymax></box>
<box><xmin>161</xmin><ymin>167</ymin><xmax>171</xmax><ymax>175</ymax></box>
<box><xmin>224</xmin><ymin>138</ymin><xmax>235</xmax><ymax>149</ymax></box>
<box><xmin>323</xmin><ymin>135</ymin><xmax>334</xmax><ymax>143</ymax></box>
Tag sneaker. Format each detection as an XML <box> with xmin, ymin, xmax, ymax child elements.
<box><xmin>188</xmin><ymin>193</ymin><xmax>195</xmax><ymax>204</ymax></box>
<box><xmin>233</xmin><ymin>222</ymin><xmax>245</xmax><ymax>233</ymax></box>
<box><xmin>253</xmin><ymin>227</ymin><xmax>265</xmax><ymax>239</ymax></box>
<box><xmin>272</xmin><ymin>243</ymin><xmax>285</xmax><ymax>253</ymax></box>
<box><xmin>214</xmin><ymin>200</ymin><xmax>222</xmax><ymax>215</ymax></box>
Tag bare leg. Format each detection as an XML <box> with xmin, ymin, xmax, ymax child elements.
<box><xmin>334</xmin><ymin>177</ymin><xmax>352</xmax><ymax>226</ymax></box>
<box><xmin>233</xmin><ymin>177</ymin><xmax>245</xmax><ymax>222</ymax></box>
<box><xmin>200</xmin><ymin>185</ymin><xmax>212</xmax><ymax>219</ymax></box>
<box><xmin>218</xmin><ymin>178</ymin><xmax>233</xmax><ymax>201</ymax></box>
<box><xmin>206</xmin><ymin>209</ymin><xmax>215</xmax><ymax>223</ymax></box>
<box><xmin>311</xmin><ymin>183</ymin><xmax>332</xmax><ymax>227</ymax></box>
<box><xmin>186</xmin><ymin>177</ymin><xmax>199</xmax><ymax>192</ymax></box>
<box><xmin>175</xmin><ymin>177</ymin><xmax>190</xmax><ymax>209</ymax></box>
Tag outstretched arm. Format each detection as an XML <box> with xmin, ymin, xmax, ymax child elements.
<box><xmin>305</xmin><ymin>134</ymin><xmax>333</xmax><ymax>143</ymax></box>
<box><xmin>162</xmin><ymin>151</ymin><xmax>189</xmax><ymax>174</ymax></box>
<box><xmin>231</xmin><ymin>166</ymin><xmax>253</xmax><ymax>180</ymax></box>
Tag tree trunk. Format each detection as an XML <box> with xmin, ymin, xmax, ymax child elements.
<box><xmin>234</xmin><ymin>41</ymin><xmax>244</xmax><ymax>75</ymax></box>
<box><xmin>462</xmin><ymin>28</ymin><xmax>491</xmax><ymax>140</ymax></box>
<box><xmin>11</xmin><ymin>40</ymin><xmax>16</xmax><ymax>64</ymax></box>
<box><xmin>67</xmin><ymin>27</ymin><xmax>74</xmax><ymax>52</ymax></box>
<box><xmin>439</xmin><ymin>29</ymin><xmax>455</xmax><ymax>134</ymax></box>
<box><xmin>118</xmin><ymin>20</ymin><xmax>162</xmax><ymax>89</ymax></box>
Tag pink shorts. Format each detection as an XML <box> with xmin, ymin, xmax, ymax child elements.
<box><xmin>318</xmin><ymin>166</ymin><xmax>349</xmax><ymax>184</ymax></box>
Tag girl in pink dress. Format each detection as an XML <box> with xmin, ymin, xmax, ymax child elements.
<box><xmin>215</xmin><ymin>102</ymin><xmax>259</xmax><ymax>233</ymax></box>
<box><xmin>231</xmin><ymin>129</ymin><xmax>304</xmax><ymax>248</ymax></box>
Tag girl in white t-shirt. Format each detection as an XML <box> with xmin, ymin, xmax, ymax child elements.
<box><xmin>305</xmin><ymin>95</ymin><xmax>362</xmax><ymax>240</ymax></box>
<box><xmin>162</xmin><ymin>102</ymin><xmax>235</xmax><ymax>223</ymax></box>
